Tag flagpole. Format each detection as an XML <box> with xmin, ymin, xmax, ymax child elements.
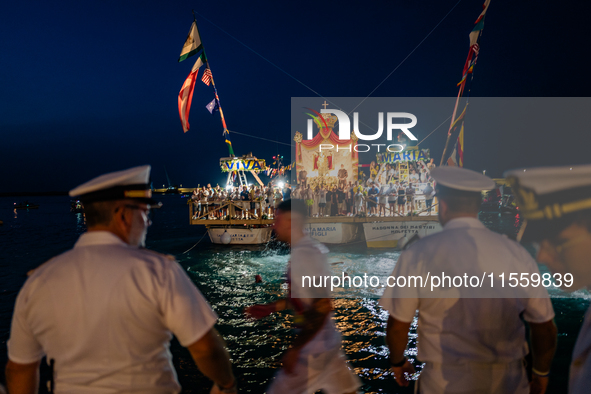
<box><xmin>439</xmin><ymin>22</ymin><xmax>485</xmax><ymax>166</ymax></box>
<box><xmin>191</xmin><ymin>12</ymin><xmax>235</xmax><ymax>157</ymax></box>
<box><xmin>439</xmin><ymin>73</ymin><xmax>466</xmax><ymax>166</ymax></box>
<box><xmin>207</xmin><ymin>69</ymin><xmax>235</xmax><ymax>156</ymax></box>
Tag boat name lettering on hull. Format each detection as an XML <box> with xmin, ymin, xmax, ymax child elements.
<box><xmin>310</xmin><ymin>226</ymin><xmax>337</xmax><ymax>237</ymax></box>
<box><xmin>371</xmin><ymin>225</ymin><xmax>437</xmax><ymax>231</ymax></box>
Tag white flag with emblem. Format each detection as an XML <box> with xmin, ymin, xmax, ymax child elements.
<box><xmin>178</xmin><ymin>21</ymin><xmax>203</xmax><ymax>62</ymax></box>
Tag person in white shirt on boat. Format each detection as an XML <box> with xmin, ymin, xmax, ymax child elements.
<box><xmin>409</xmin><ymin>169</ymin><xmax>420</xmax><ymax>183</ymax></box>
<box><xmin>506</xmin><ymin>164</ymin><xmax>591</xmax><ymax>394</ymax></box>
<box><xmin>378</xmin><ymin>183</ymin><xmax>389</xmax><ymax>217</ymax></box>
<box><xmin>6</xmin><ymin>165</ymin><xmax>236</xmax><ymax>394</ymax></box>
<box><xmin>318</xmin><ymin>185</ymin><xmax>327</xmax><ymax>217</ymax></box>
<box><xmin>354</xmin><ymin>186</ymin><xmax>364</xmax><ymax>215</ymax></box>
<box><xmin>200</xmin><ymin>186</ymin><xmax>209</xmax><ymax>218</ymax></box>
<box><xmin>273</xmin><ymin>187</ymin><xmax>283</xmax><ymax>213</ymax></box>
<box><xmin>406</xmin><ymin>183</ymin><xmax>416</xmax><ymax>214</ymax></box>
<box><xmin>380</xmin><ymin>167</ymin><xmax>556</xmax><ymax>394</ymax></box>
<box><xmin>397</xmin><ymin>182</ymin><xmax>406</xmax><ymax>216</ymax></box>
<box><xmin>266</xmin><ymin>184</ymin><xmax>275</xmax><ymax>217</ymax></box>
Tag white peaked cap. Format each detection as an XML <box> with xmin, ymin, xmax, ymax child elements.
<box><xmin>430</xmin><ymin>167</ymin><xmax>495</xmax><ymax>192</ymax></box>
<box><xmin>69</xmin><ymin>165</ymin><xmax>157</xmax><ymax>204</ymax></box>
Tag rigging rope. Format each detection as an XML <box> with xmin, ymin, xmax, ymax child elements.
<box><xmin>417</xmin><ymin>115</ymin><xmax>452</xmax><ymax>146</ymax></box>
<box><xmin>347</xmin><ymin>0</ymin><xmax>464</xmax><ymax>115</ymax></box>
<box><xmin>227</xmin><ymin>129</ymin><xmax>292</xmax><ymax>147</ymax></box>
<box><xmin>182</xmin><ymin>233</ymin><xmax>208</xmax><ymax>254</ymax></box>
<box><xmin>196</xmin><ymin>2</ymin><xmax>462</xmax><ymax>126</ymax></box>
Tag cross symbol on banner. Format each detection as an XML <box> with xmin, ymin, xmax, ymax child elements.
<box><xmin>322</xmin><ymin>101</ymin><xmax>329</xmax><ymax>109</ymax></box>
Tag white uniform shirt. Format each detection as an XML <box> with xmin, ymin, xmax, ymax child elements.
<box><xmin>380</xmin><ymin>217</ymin><xmax>554</xmax><ymax>364</ymax></box>
<box><xmin>8</xmin><ymin>231</ymin><xmax>217</xmax><ymax>394</ymax></box>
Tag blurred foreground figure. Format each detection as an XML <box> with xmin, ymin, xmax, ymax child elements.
<box><xmin>6</xmin><ymin>165</ymin><xmax>236</xmax><ymax>394</ymax></box>
<box><xmin>245</xmin><ymin>199</ymin><xmax>361</xmax><ymax>394</ymax></box>
<box><xmin>380</xmin><ymin>167</ymin><xmax>556</xmax><ymax>394</ymax></box>
<box><xmin>507</xmin><ymin>164</ymin><xmax>591</xmax><ymax>394</ymax></box>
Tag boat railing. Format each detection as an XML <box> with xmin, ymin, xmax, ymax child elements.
<box><xmin>359</xmin><ymin>194</ymin><xmax>438</xmax><ymax>217</ymax></box>
<box><xmin>190</xmin><ymin>200</ymin><xmax>259</xmax><ymax>221</ymax></box>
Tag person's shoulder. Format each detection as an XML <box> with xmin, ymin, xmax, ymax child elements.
<box><xmin>25</xmin><ymin>251</ymin><xmax>71</xmax><ymax>280</ymax></box>
<box><xmin>134</xmin><ymin>248</ymin><xmax>177</xmax><ymax>262</ymax></box>
<box><xmin>294</xmin><ymin>236</ymin><xmax>329</xmax><ymax>255</ymax></box>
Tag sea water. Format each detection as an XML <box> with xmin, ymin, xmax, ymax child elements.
<box><xmin>0</xmin><ymin>195</ymin><xmax>587</xmax><ymax>393</ymax></box>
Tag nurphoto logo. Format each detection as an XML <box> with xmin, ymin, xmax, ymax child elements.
<box><xmin>305</xmin><ymin>108</ymin><xmax>418</xmax><ymax>153</ymax></box>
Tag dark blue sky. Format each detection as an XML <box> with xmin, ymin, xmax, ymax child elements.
<box><xmin>2</xmin><ymin>0</ymin><xmax>590</xmax><ymax>192</ymax></box>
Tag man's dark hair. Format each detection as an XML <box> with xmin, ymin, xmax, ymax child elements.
<box><xmin>277</xmin><ymin>199</ymin><xmax>308</xmax><ymax>218</ymax></box>
<box><xmin>436</xmin><ymin>185</ymin><xmax>482</xmax><ymax>214</ymax></box>
<box><xmin>83</xmin><ymin>200</ymin><xmax>118</xmax><ymax>227</ymax></box>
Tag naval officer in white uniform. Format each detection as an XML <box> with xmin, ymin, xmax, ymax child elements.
<box><xmin>506</xmin><ymin>164</ymin><xmax>591</xmax><ymax>394</ymax></box>
<box><xmin>380</xmin><ymin>167</ymin><xmax>557</xmax><ymax>394</ymax></box>
<box><xmin>6</xmin><ymin>165</ymin><xmax>236</xmax><ymax>394</ymax></box>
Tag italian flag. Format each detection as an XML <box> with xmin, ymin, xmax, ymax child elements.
<box><xmin>178</xmin><ymin>54</ymin><xmax>206</xmax><ymax>132</ymax></box>
<box><xmin>178</xmin><ymin>21</ymin><xmax>203</xmax><ymax>62</ymax></box>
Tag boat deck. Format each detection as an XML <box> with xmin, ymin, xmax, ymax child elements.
<box><xmin>189</xmin><ymin>200</ymin><xmax>439</xmax><ymax>226</ymax></box>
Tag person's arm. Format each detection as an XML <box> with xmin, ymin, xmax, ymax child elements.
<box><xmin>5</xmin><ymin>359</ymin><xmax>40</xmax><ymax>394</ymax></box>
<box><xmin>186</xmin><ymin>328</ymin><xmax>236</xmax><ymax>393</ymax></box>
<box><xmin>385</xmin><ymin>315</ymin><xmax>415</xmax><ymax>387</ymax></box>
<box><xmin>529</xmin><ymin>319</ymin><xmax>557</xmax><ymax>394</ymax></box>
<box><xmin>282</xmin><ymin>298</ymin><xmax>332</xmax><ymax>374</ymax></box>
<box><xmin>244</xmin><ymin>298</ymin><xmax>289</xmax><ymax>319</ymax></box>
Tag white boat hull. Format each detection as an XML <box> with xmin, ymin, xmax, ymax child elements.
<box><xmin>207</xmin><ymin>227</ymin><xmax>273</xmax><ymax>245</ymax></box>
<box><xmin>363</xmin><ymin>220</ymin><xmax>442</xmax><ymax>248</ymax></box>
<box><xmin>306</xmin><ymin>223</ymin><xmax>360</xmax><ymax>244</ymax></box>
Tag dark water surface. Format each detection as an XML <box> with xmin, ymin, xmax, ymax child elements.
<box><xmin>0</xmin><ymin>196</ymin><xmax>587</xmax><ymax>393</ymax></box>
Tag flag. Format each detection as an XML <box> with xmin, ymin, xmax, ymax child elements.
<box><xmin>474</xmin><ymin>0</ymin><xmax>491</xmax><ymax>24</ymax></box>
<box><xmin>205</xmin><ymin>98</ymin><xmax>219</xmax><ymax>114</ymax></box>
<box><xmin>447</xmin><ymin>122</ymin><xmax>465</xmax><ymax>167</ymax></box>
<box><xmin>202</xmin><ymin>68</ymin><xmax>212</xmax><ymax>86</ymax></box>
<box><xmin>457</xmin><ymin>74</ymin><xmax>467</xmax><ymax>86</ymax></box>
<box><xmin>457</xmin><ymin>122</ymin><xmax>464</xmax><ymax>167</ymax></box>
<box><xmin>178</xmin><ymin>55</ymin><xmax>205</xmax><ymax>132</ymax></box>
<box><xmin>447</xmin><ymin>143</ymin><xmax>458</xmax><ymax>166</ymax></box>
<box><xmin>450</xmin><ymin>104</ymin><xmax>467</xmax><ymax>130</ymax></box>
<box><xmin>178</xmin><ymin>21</ymin><xmax>203</xmax><ymax>62</ymax></box>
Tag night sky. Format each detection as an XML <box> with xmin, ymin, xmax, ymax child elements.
<box><xmin>2</xmin><ymin>0</ymin><xmax>591</xmax><ymax>193</ymax></box>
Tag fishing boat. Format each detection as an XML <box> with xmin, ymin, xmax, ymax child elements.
<box><xmin>177</xmin><ymin>20</ymin><xmax>275</xmax><ymax>245</ymax></box>
<box><xmin>14</xmin><ymin>202</ymin><xmax>39</xmax><ymax>210</ymax></box>
<box><xmin>190</xmin><ymin>154</ymin><xmax>274</xmax><ymax>245</ymax></box>
<box><xmin>70</xmin><ymin>200</ymin><xmax>84</xmax><ymax>213</ymax></box>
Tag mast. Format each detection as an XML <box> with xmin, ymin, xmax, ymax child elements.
<box><xmin>191</xmin><ymin>12</ymin><xmax>235</xmax><ymax>157</ymax></box>
<box><xmin>164</xmin><ymin>166</ymin><xmax>173</xmax><ymax>188</ymax></box>
<box><xmin>440</xmin><ymin>0</ymin><xmax>490</xmax><ymax>166</ymax></box>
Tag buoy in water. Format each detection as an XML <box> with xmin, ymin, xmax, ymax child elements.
<box><xmin>221</xmin><ymin>230</ymin><xmax>232</xmax><ymax>244</ymax></box>
<box><xmin>255</xmin><ymin>275</ymin><xmax>263</xmax><ymax>283</ymax></box>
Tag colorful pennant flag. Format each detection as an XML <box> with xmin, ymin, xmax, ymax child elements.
<box><xmin>202</xmin><ymin>68</ymin><xmax>212</xmax><ymax>86</ymax></box>
<box><xmin>178</xmin><ymin>21</ymin><xmax>203</xmax><ymax>62</ymax></box>
<box><xmin>447</xmin><ymin>122</ymin><xmax>465</xmax><ymax>167</ymax></box>
<box><xmin>457</xmin><ymin>122</ymin><xmax>464</xmax><ymax>167</ymax></box>
<box><xmin>178</xmin><ymin>54</ymin><xmax>206</xmax><ymax>132</ymax></box>
<box><xmin>206</xmin><ymin>98</ymin><xmax>219</xmax><ymax>114</ymax></box>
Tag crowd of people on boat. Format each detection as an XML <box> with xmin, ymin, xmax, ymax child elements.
<box><xmin>190</xmin><ymin>159</ymin><xmax>438</xmax><ymax>219</ymax></box>
<box><xmin>291</xmin><ymin>179</ymin><xmax>435</xmax><ymax>217</ymax></box>
<box><xmin>191</xmin><ymin>183</ymin><xmax>291</xmax><ymax>220</ymax></box>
